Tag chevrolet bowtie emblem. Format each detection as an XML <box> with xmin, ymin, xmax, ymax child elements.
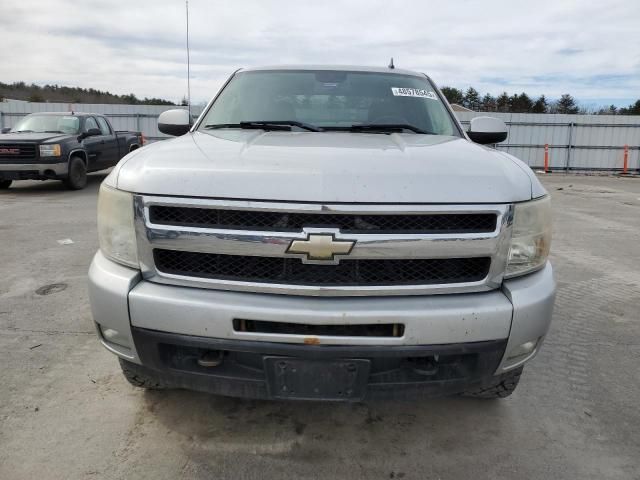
<box><xmin>286</xmin><ymin>233</ymin><xmax>356</xmax><ymax>262</ymax></box>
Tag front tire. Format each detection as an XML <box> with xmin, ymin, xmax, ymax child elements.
<box><xmin>464</xmin><ymin>366</ymin><xmax>523</xmax><ymax>399</ymax></box>
<box><xmin>63</xmin><ymin>156</ymin><xmax>87</xmax><ymax>190</ymax></box>
<box><xmin>0</xmin><ymin>179</ymin><xmax>12</xmax><ymax>189</ymax></box>
<box><xmin>119</xmin><ymin>358</ymin><xmax>168</xmax><ymax>390</ymax></box>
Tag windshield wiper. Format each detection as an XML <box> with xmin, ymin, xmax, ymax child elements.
<box><xmin>204</xmin><ymin>121</ymin><xmax>322</xmax><ymax>132</ymax></box>
<box><xmin>43</xmin><ymin>130</ymin><xmax>65</xmax><ymax>134</ymax></box>
<box><xmin>327</xmin><ymin>124</ymin><xmax>430</xmax><ymax>134</ymax></box>
<box><xmin>13</xmin><ymin>130</ymin><xmax>34</xmax><ymax>133</ymax></box>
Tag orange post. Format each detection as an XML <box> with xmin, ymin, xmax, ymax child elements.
<box><xmin>544</xmin><ymin>144</ymin><xmax>549</xmax><ymax>173</ymax></box>
<box><xmin>623</xmin><ymin>144</ymin><xmax>629</xmax><ymax>174</ymax></box>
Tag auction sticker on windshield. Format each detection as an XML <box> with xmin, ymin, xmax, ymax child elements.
<box><xmin>391</xmin><ymin>88</ymin><xmax>437</xmax><ymax>99</ymax></box>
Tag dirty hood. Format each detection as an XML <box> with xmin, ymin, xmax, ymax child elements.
<box><xmin>114</xmin><ymin>131</ymin><xmax>534</xmax><ymax>203</ymax></box>
<box><xmin>0</xmin><ymin>132</ymin><xmax>73</xmax><ymax>143</ymax></box>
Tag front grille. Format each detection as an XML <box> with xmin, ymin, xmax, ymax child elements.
<box><xmin>153</xmin><ymin>249</ymin><xmax>491</xmax><ymax>286</ymax></box>
<box><xmin>149</xmin><ymin>206</ymin><xmax>497</xmax><ymax>234</ymax></box>
<box><xmin>0</xmin><ymin>143</ymin><xmax>37</xmax><ymax>161</ymax></box>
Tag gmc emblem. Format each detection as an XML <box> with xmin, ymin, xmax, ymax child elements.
<box><xmin>0</xmin><ymin>148</ymin><xmax>20</xmax><ymax>155</ymax></box>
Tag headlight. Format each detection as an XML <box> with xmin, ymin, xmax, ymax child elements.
<box><xmin>97</xmin><ymin>184</ymin><xmax>138</xmax><ymax>268</ymax></box>
<box><xmin>505</xmin><ymin>196</ymin><xmax>551</xmax><ymax>278</ymax></box>
<box><xmin>39</xmin><ymin>144</ymin><xmax>61</xmax><ymax>157</ymax></box>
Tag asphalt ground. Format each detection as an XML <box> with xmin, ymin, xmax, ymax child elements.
<box><xmin>1</xmin><ymin>173</ymin><xmax>639</xmax><ymax>479</ymax></box>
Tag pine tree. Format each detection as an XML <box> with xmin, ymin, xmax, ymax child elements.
<box><xmin>440</xmin><ymin>87</ymin><xmax>464</xmax><ymax>105</ymax></box>
<box><xmin>555</xmin><ymin>94</ymin><xmax>579</xmax><ymax>114</ymax></box>
<box><xmin>509</xmin><ymin>93</ymin><xmax>533</xmax><ymax>113</ymax></box>
<box><xmin>121</xmin><ymin>93</ymin><xmax>139</xmax><ymax>105</ymax></box>
<box><xmin>463</xmin><ymin>87</ymin><xmax>481</xmax><ymax>110</ymax></box>
<box><xmin>496</xmin><ymin>92</ymin><xmax>510</xmax><ymax>112</ymax></box>
<box><xmin>598</xmin><ymin>105</ymin><xmax>617</xmax><ymax>115</ymax></box>
<box><xmin>481</xmin><ymin>93</ymin><xmax>497</xmax><ymax>112</ymax></box>
<box><xmin>531</xmin><ymin>95</ymin><xmax>548</xmax><ymax>113</ymax></box>
<box><xmin>619</xmin><ymin>99</ymin><xmax>640</xmax><ymax>115</ymax></box>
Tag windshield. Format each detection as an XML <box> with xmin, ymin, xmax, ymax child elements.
<box><xmin>199</xmin><ymin>70</ymin><xmax>459</xmax><ymax>136</ymax></box>
<box><xmin>12</xmin><ymin>114</ymin><xmax>80</xmax><ymax>134</ymax></box>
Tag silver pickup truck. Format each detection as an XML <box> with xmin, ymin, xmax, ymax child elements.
<box><xmin>89</xmin><ymin>65</ymin><xmax>555</xmax><ymax>401</ymax></box>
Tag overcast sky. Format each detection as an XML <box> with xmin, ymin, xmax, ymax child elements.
<box><xmin>2</xmin><ymin>0</ymin><xmax>639</xmax><ymax>106</ymax></box>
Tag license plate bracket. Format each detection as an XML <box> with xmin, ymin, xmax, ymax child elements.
<box><xmin>264</xmin><ymin>357</ymin><xmax>370</xmax><ymax>401</ymax></box>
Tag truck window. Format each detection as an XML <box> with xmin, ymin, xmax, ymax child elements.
<box><xmin>12</xmin><ymin>114</ymin><xmax>80</xmax><ymax>134</ymax></box>
<box><xmin>96</xmin><ymin>117</ymin><xmax>111</xmax><ymax>135</ymax></box>
<box><xmin>199</xmin><ymin>70</ymin><xmax>459</xmax><ymax>136</ymax></box>
<box><xmin>84</xmin><ymin>117</ymin><xmax>99</xmax><ymax>133</ymax></box>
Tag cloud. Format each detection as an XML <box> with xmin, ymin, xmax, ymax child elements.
<box><xmin>556</xmin><ymin>48</ymin><xmax>584</xmax><ymax>56</ymax></box>
<box><xmin>1</xmin><ymin>0</ymin><xmax>639</xmax><ymax>105</ymax></box>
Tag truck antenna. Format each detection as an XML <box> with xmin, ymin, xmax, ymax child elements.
<box><xmin>388</xmin><ymin>57</ymin><xmax>395</xmax><ymax>69</ymax></box>
<box><xmin>185</xmin><ymin>0</ymin><xmax>192</xmax><ymax>119</ymax></box>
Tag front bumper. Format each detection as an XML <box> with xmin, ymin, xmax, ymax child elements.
<box><xmin>0</xmin><ymin>160</ymin><xmax>68</xmax><ymax>180</ymax></box>
<box><xmin>128</xmin><ymin>328</ymin><xmax>508</xmax><ymax>400</ymax></box>
<box><xmin>88</xmin><ymin>251</ymin><xmax>556</xmax><ymax>397</ymax></box>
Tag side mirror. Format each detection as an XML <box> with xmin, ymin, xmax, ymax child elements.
<box><xmin>158</xmin><ymin>109</ymin><xmax>192</xmax><ymax>136</ymax></box>
<box><xmin>80</xmin><ymin>128</ymin><xmax>101</xmax><ymax>140</ymax></box>
<box><xmin>1</xmin><ymin>127</ymin><xmax>11</xmax><ymax>134</ymax></box>
<box><xmin>467</xmin><ymin>116</ymin><xmax>508</xmax><ymax>145</ymax></box>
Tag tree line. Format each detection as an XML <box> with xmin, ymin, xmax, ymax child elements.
<box><xmin>0</xmin><ymin>81</ymin><xmax>175</xmax><ymax>106</ymax></box>
<box><xmin>2</xmin><ymin>80</ymin><xmax>639</xmax><ymax>115</ymax></box>
<box><xmin>440</xmin><ymin>86</ymin><xmax>640</xmax><ymax>115</ymax></box>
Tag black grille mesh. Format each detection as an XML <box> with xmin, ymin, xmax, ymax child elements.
<box><xmin>154</xmin><ymin>249</ymin><xmax>491</xmax><ymax>286</ymax></box>
<box><xmin>149</xmin><ymin>206</ymin><xmax>496</xmax><ymax>234</ymax></box>
<box><xmin>233</xmin><ymin>319</ymin><xmax>404</xmax><ymax>337</ymax></box>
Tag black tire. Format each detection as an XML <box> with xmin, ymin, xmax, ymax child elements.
<box><xmin>0</xmin><ymin>179</ymin><xmax>12</xmax><ymax>189</ymax></box>
<box><xmin>119</xmin><ymin>357</ymin><xmax>168</xmax><ymax>390</ymax></box>
<box><xmin>463</xmin><ymin>367</ymin><xmax>523</xmax><ymax>399</ymax></box>
<box><xmin>63</xmin><ymin>156</ymin><xmax>87</xmax><ymax>190</ymax></box>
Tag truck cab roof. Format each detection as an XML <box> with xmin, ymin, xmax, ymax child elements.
<box><xmin>239</xmin><ymin>64</ymin><xmax>427</xmax><ymax>78</ymax></box>
<box><xmin>26</xmin><ymin>112</ymin><xmax>105</xmax><ymax>117</ymax></box>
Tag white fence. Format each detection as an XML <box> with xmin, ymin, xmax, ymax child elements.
<box><xmin>1</xmin><ymin>101</ymin><xmax>639</xmax><ymax>171</ymax></box>
<box><xmin>0</xmin><ymin>101</ymin><xmax>204</xmax><ymax>142</ymax></box>
<box><xmin>456</xmin><ymin>111</ymin><xmax>640</xmax><ymax>172</ymax></box>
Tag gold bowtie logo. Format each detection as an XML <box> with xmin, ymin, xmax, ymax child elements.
<box><xmin>286</xmin><ymin>234</ymin><xmax>355</xmax><ymax>262</ymax></box>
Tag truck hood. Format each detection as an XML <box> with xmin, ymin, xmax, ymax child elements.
<box><xmin>0</xmin><ymin>132</ymin><xmax>73</xmax><ymax>143</ymax></box>
<box><xmin>114</xmin><ymin>131</ymin><xmax>535</xmax><ymax>203</ymax></box>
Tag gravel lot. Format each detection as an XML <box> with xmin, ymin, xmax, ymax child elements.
<box><xmin>1</xmin><ymin>173</ymin><xmax>639</xmax><ymax>480</ymax></box>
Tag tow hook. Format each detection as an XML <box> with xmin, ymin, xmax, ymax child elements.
<box><xmin>197</xmin><ymin>350</ymin><xmax>224</xmax><ymax>367</ymax></box>
<box><xmin>409</xmin><ymin>356</ymin><xmax>438</xmax><ymax>376</ymax></box>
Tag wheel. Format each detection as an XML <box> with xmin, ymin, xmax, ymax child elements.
<box><xmin>63</xmin><ymin>156</ymin><xmax>87</xmax><ymax>190</ymax></box>
<box><xmin>463</xmin><ymin>367</ymin><xmax>523</xmax><ymax>399</ymax></box>
<box><xmin>118</xmin><ymin>357</ymin><xmax>168</xmax><ymax>390</ymax></box>
<box><xmin>0</xmin><ymin>179</ymin><xmax>12</xmax><ymax>189</ymax></box>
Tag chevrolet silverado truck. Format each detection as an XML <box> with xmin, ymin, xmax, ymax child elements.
<box><xmin>0</xmin><ymin>112</ymin><xmax>143</xmax><ymax>190</ymax></box>
<box><xmin>89</xmin><ymin>65</ymin><xmax>556</xmax><ymax>401</ymax></box>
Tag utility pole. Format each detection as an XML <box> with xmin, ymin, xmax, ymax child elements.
<box><xmin>186</xmin><ymin>0</ymin><xmax>191</xmax><ymax>119</ymax></box>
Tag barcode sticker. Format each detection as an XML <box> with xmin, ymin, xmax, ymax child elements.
<box><xmin>391</xmin><ymin>88</ymin><xmax>437</xmax><ymax>99</ymax></box>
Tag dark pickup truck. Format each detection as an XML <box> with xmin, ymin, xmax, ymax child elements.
<box><xmin>0</xmin><ymin>112</ymin><xmax>143</xmax><ymax>189</ymax></box>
